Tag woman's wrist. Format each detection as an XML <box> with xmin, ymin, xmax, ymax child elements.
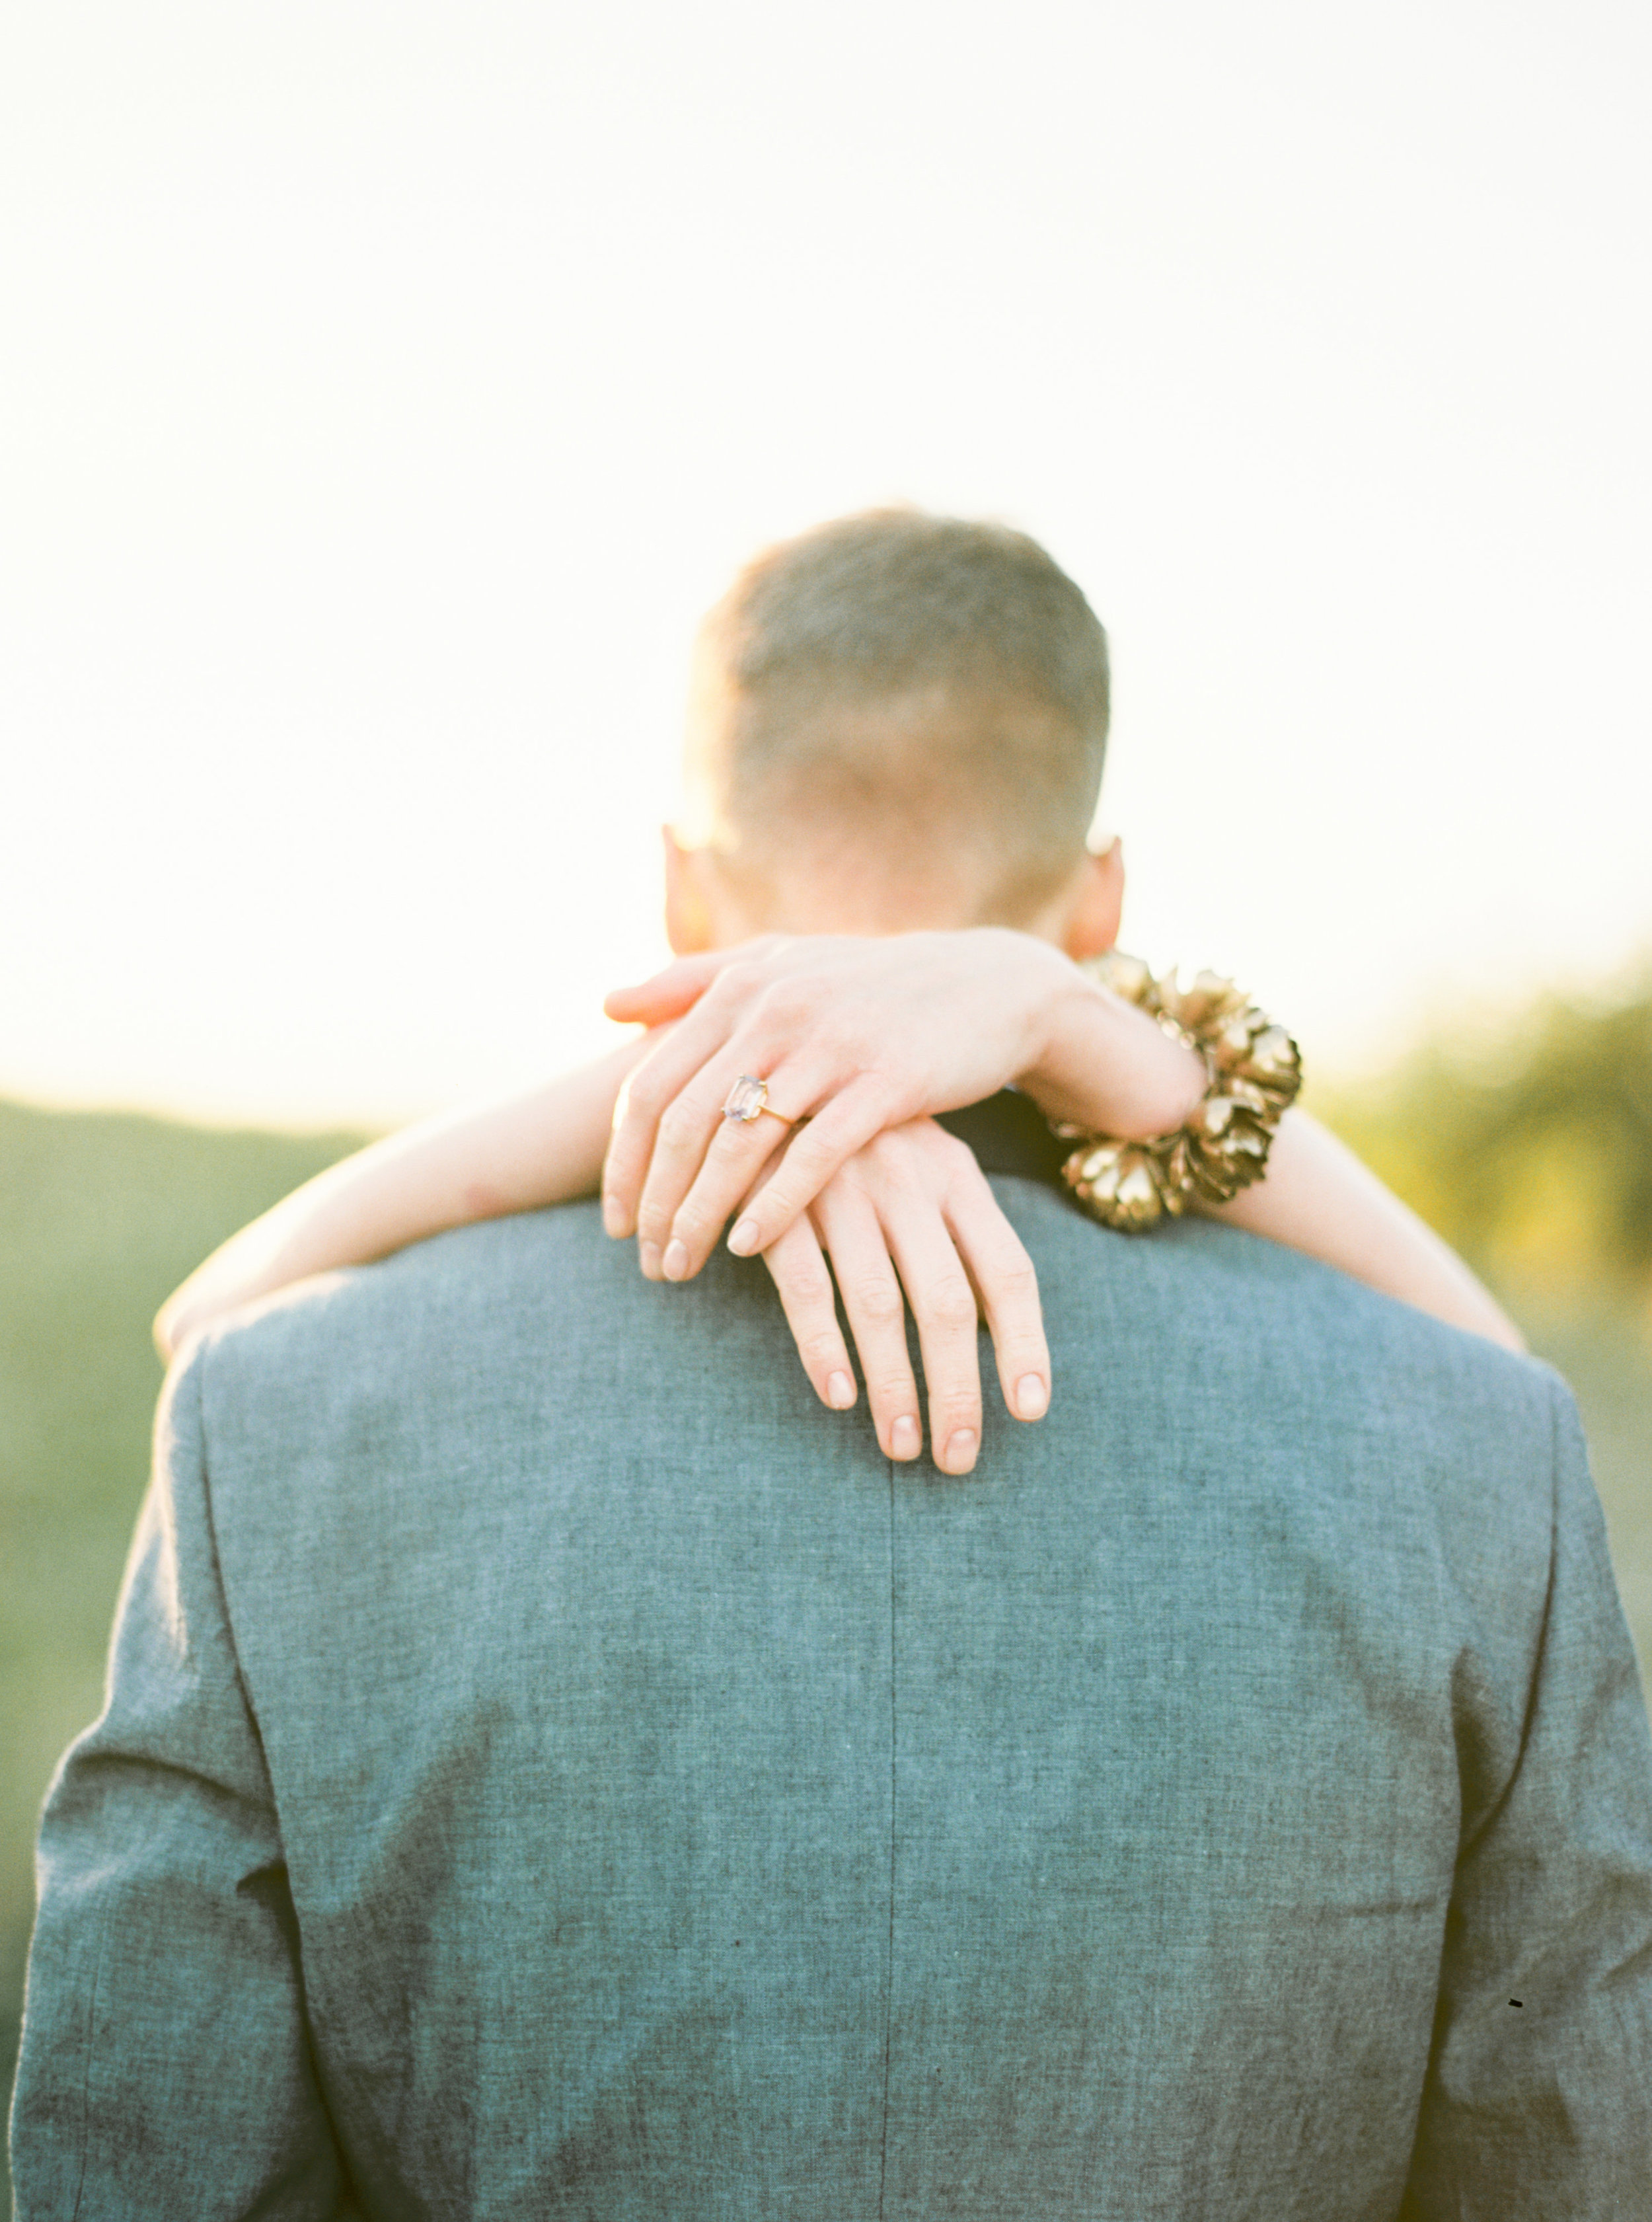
<box><xmin>1016</xmin><ymin>967</ymin><xmax>1207</xmax><ymax>1139</ymax></box>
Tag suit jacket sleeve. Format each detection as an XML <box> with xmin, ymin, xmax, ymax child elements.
<box><xmin>1401</xmin><ymin>1377</ymin><xmax>1652</xmax><ymax>2217</ymax></box>
<box><xmin>8</xmin><ymin>1340</ymin><xmax>352</xmax><ymax>2219</ymax></box>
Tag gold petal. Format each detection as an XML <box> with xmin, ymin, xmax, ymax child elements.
<box><xmin>1092</xmin><ymin>950</ymin><xmax>1152</xmax><ymax>1006</ymax></box>
<box><xmin>1188</xmin><ymin>1096</ymin><xmax>1236</xmax><ymax>1139</ymax></box>
<box><xmin>1225</xmin><ymin>1079</ymin><xmax>1271</xmax><ymax>1116</ymax></box>
<box><xmin>1248</xmin><ymin>1025</ymin><xmax>1298</xmax><ymax>1075</ymax></box>
<box><xmin>1116</xmin><ymin>1162</ymin><xmax>1163</xmax><ymax>1226</ymax></box>
<box><xmin>1185</xmin><ymin>970</ymin><xmax>1244</xmax><ymax>1024</ymax></box>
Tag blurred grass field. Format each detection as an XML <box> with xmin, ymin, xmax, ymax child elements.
<box><xmin>1</xmin><ymin>1098</ymin><xmax>368</xmax><ymax>2153</ymax></box>
<box><xmin>4</xmin><ymin>997</ymin><xmax>1651</xmax><ymax>2157</ymax></box>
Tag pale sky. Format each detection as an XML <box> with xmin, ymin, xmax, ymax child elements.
<box><xmin>3</xmin><ymin>1</ymin><xmax>1648</xmax><ymax>1128</ymax></box>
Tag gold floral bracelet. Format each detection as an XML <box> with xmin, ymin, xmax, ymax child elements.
<box><xmin>1054</xmin><ymin>952</ymin><xmax>1303</xmax><ymax>1231</ymax></box>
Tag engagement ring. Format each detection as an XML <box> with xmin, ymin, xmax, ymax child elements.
<box><xmin>722</xmin><ymin>1073</ymin><xmax>790</xmax><ymax>1125</ymax></box>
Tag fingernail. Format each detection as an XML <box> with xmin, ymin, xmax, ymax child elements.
<box><xmin>1016</xmin><ymin>1374</ymin><xmax>1048</xmax><ymax>1420</ymax></box>
<box><xmin>728</xmin><ymin>1217</ymin><xmax>761</xmax><ymax>1257</ymax></box>
<box><xmin>639</xmin><ymin>1241</ymin><xmax>663</xmax><ymax>1280</ymax></box>
<box><xmin>944</xmin><ymin>1429</ymin><xmax>978</xmax><ymax>1473</ymax></box>
<box><xmin>662</xmin><ymin>1239</ymin><xmax>689</xmax><ymax>1281</ymax></box>
<box><xmin>827</xmin><ymin>1371</ymin><xmax>854</xmax><ymax>1409</ymax></box>
<box><xmin>602</xmin><ymin>1195</ymin><xmax>626</xmax><ymax>1237</ymax></box>
<box><xmin>891</xmin><ymin>1415</ymin><xmax>920</xmax><ymax>1459</ymax></box>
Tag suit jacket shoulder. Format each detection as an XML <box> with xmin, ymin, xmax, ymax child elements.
<box><xmin>14</xmin><ymin>1194</ymin><xmax>1652</xmax><ymax>2219</ymax></box>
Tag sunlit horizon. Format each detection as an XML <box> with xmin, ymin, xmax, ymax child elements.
<box><xmin>5</xmin><ymin>3</ymin><xmax>1649</xmax><ymax>1132</ymax></box>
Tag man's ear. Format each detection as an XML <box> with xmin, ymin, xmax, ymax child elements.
<box><xmin>662</xmin><ymin>827</ymin><xmax>716</xmax><ymax>955</ymax></box>
<box><xmin>1061</xmin><ymin>839</ymin><xmax>1125</xmax><ymax>960</ymax></box>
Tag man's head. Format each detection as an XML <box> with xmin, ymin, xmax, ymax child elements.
<box><xmin>667</xmin><ymin>509</ymin><xmax>1124</xmax><ymax>958</ymax></box>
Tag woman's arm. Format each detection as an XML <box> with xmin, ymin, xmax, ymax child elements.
<box><xmin>159</xmin><ymin>930</ymin><xmax>1522</xmax><ymax>1379</ymax></box>
<box><xmin>1005</xmin><ymin>963</ymin><xmax>1525</xmax><ymax>1348</ymax></box>
<box><xmin>154</xmin><ymin>1044</ymin><xmax>1052</xmax><ymax>1476</ymax></box>
<box><xmin>153</xmin><ymin>1037</ymin><xmax>647</xmax><ymax>1359</ymax></box>
<box><xmin>603</xmin><ymin>931</ymin><xmax>1526</xmax><ymax>1352</ymax></box>
<box><xmin>1207</xmin><ymin>1108</ymin><xmax>1524</xmax><ymax>1349</ymax></box>
<box><xmin>995</xmin><ymin>969</ymin><xmax>1522</xmax><ymax>1348</ymax></box>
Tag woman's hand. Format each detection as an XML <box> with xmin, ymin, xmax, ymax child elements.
<box><xmin>601</xmin><ymin>929</ymin><xmax>1201</xmax><ymax>1282</ymax></box>
<box><xmin>603</xmin><ymin>931</ymin><xmax>1067</xmax><ymax>1280</ymax></box>
<box><xmin>755</xmin><ymin>1116</ymin><xmax>1051</xmax><ymax>1474</ymax></box>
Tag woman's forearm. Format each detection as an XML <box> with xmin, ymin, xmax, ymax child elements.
<box><xmin>1209</xmin><ymin>1108</ymin><xmax>1524</xmax><ymax>1348</ymax></box>
<box><xmin>1017</xmin><ymin>979</ymin><xmax>1523</xmax><ymax>1350</ymax></box>
<box><xmin>156</xmin><ymin>937</ymin><xmax>1524</xmax><ymax>1366</ymax></box>
<box><xmin>1017</xmin><ymin>968</ymin><xmax>1207</xmax><ymax>1137</ymax></box>
<box><xmin>153</xmin><ymin>1037</ymin><xmax>646</xmax><ymax>1360</ymax></box>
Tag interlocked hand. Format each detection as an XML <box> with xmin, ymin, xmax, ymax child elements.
<box><xmin>601</xmin><ymin>929</ymin><xmax>1073</xmax><ymax>1280</ymax></box>
<box><xmin>753</xmin><ymin>1116</ymin><xmax>1050</xmax><ymax>1475</ymax></box>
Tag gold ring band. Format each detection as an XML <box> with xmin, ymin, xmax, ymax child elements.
<box><xmin>722</xmin><ymin>1073</ymin><xmax>791</xmax><ymax>1126</ymax></box>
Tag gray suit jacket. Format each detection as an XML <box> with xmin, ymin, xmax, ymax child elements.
<box><xmin>12</xmin><ymin>1141</ymin><xmax>1652</xmax><ymax>2216</ymax></box>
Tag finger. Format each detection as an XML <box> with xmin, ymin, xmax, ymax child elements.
<box><xmin>603</xmin><ymin>1007</ymin><xmax>748</xmax><ymax>1245</ymax></box>
<box><xmin>662</xmin><ymin>1049</ymin><xmax>859</xmax><ymax>1279</ymax></box>
<box><xmin>661</xmin><ymin>1102</ymin><xmax>807</xmax><ymax>1280</ymax></box>
<box><xmin>632</xmin><ymin>1052</ymin><xmax>804</xmax><ymax>1279</ymax></box>
<box><xmin>602</xmin><ymin>952</ymin><xmax>727</xmax><ymax>1026</ymax></box>
<box><xmin>879</xmin><ymin>1199</ymin><xmax>987</xmax><ymax>1477</ymax></box>
<box><xmin>601</xmin><ymin>933</ymin><xmax>786</xmax><ymax>1026</ymax></box>
<box><xmin>761</xmin><ymin>1215</ymin><xmax>857</xmax><ymax>1412</ymax></box>
<box><xmin>944</xmin><ymin>1178</ymin><xmax>1051</xmax><ymax>1424</ymax></box>
<box><xmin>720</xmin><ymin>1075</ymin><xmax>903</xmax><ymax>1261</ymax></box>
<box><xmin>604</xmin><ymin>952</ymin><xmax>810</xmax><ymax>1243</ymax></box>
<box><xmin>813</xmin><ymin>1185</ymin><xmax>924</xmax><ymax>1463</ymax></box>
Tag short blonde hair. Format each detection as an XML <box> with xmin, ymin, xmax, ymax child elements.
<box><xmin>688</xmin><ymin>510</ymin><xmax>1111</xmax><ymax>921</ymax></box>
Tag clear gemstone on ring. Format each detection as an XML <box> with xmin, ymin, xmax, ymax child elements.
<box><xmin>724</xmin><ymin>1073</ymin><xmax>768</xmax><ymax>1123</ymax></box>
